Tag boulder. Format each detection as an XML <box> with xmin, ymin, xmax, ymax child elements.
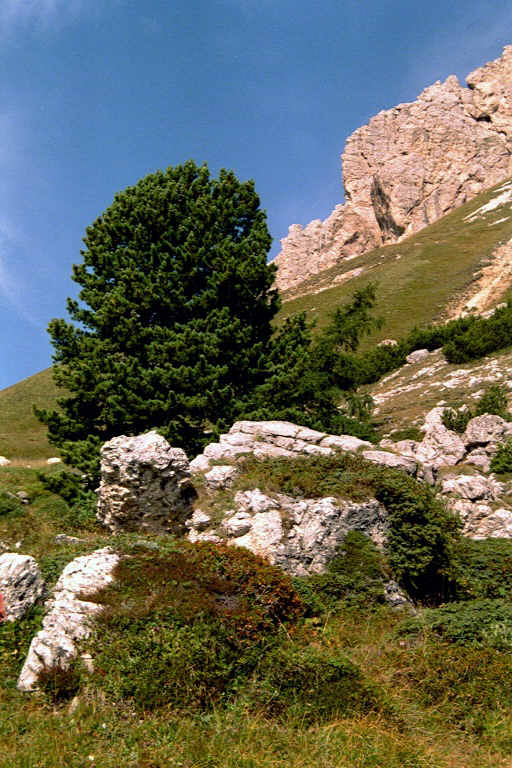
<box><xmin>441</xmin><ymin>474</ymin><xmax>504</xmax><ymax>501</ymax></box>
<box><xmin>415</xmin><ymin>425</ymin><xmax>466</xmax><ymax>469</ymax></box>
<box><xmin>17</xmin><ymin>548</ymin><xmax>120</xmax><ymax>692</ymax></box>
<box><xmin>462</xmin><ymin>414</ymin><xmax>512</xmax><ymax>448</ymax></box>
<box><xmin>204</xmin><ymin>465</ymin><xmax>237</xmax><ymax>490</ymax></box>
<box><xmin>406</xmin><ymin>349</ymin><xmax>430</xmax><ymax>365</ymax></box>
<box><xmin>362</xmin><ymin>450</ymin><xmax>417</xmax><ymax>475</ymax></box>
<box><xmin>0</xmin><ymin>554</ymin><xmax>45</xmax><ymax>621</ymax></box>
<box><xmin>97</xmin><ymin>431</ymin><xmax>196</xmax><ymax>534</ymax></box>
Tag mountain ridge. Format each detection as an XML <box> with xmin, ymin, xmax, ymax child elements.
<box><xmin>276</xmin><ymin>45</ymin><xmax>512</xmax><ymax>295</ymax></box>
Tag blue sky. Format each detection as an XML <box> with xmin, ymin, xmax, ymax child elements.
<box><xmin>1</xmin><ymin>0</ymin><xmax>512</xmax><ymax>389</ymax></box>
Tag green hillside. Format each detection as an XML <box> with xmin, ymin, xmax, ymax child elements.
<box><xmin>0</xmin><ymin>368</ymin><xmax>60</xmax><ymax>463</ymax></box>
<box><xmin>278</xmin><ymin>178</ymin><xmax>512</xmax><ymax>343</ymax></box>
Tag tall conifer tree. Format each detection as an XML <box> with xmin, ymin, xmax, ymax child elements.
<box><xmin>38</xmin><ymin>161</ymin><xmax>278</xmax><ymax>477</ymax></box>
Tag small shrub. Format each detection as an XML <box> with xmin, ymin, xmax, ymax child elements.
<box><xmin>475</xmin><ymin>383</ymin><xmax>511</xmax><ymax>419</ymax></box>
<box><xmin>37</xmin><ymin>470</ymin><xmax>98</xmax><ymax>530</ymax></box>
<box><xmin>453</xmin><ymin>538</ymin><xmax>512</xmax><ymax>599</ymax></box>
<box><xmin>399</xmin><ymin>599</ymin><xmax>512</xmax><ymax>649</ymax></box>
<box><xmin>490</xmin><ymin>439</ymin><xmax>512</xmax><ymax>474</ymax></box>
<box><xmin>304</xmin><ymin>531</ymin><xmax>387</xmax><ymax>612</ymax></box>
<box><xmin>38</xmin><ymin>660</ymin><xmax>82</xmax><ymax>703</ymax></box>
<box><xmin>442</xmin><ymin>407</ymin><xmax>472</xmax><ymax>434</ymax></box>
<box><xmin>248</xmin><ymin>642</ymin><xmax>379</xmax><ymax>723</ymax></box>
<box><xmin>0</xmin><ymin>491</ymin><xmax>24</xmax><ymax>518</ymax></box>
<box><xmin>91</xmin><ymin>541</ymin><xmax>303</xmax><ymax>711</ymax></box>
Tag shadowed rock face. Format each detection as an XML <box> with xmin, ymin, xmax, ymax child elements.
<box><xmin>275</xmin><ymin>46</ymin><xmax>512</xmax><ymax>293</ymax></box>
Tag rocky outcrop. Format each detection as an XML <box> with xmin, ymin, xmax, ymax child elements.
<box><xmin>275</xmin><ymin>46</ymin><xmax>512</xmax><ymax>293</ymax></box>
<box><xmin>190</xmin><ymin>420</ymin><xmax>372</xmax><ymax>472</ymax></box>
<box><xmin>97</xmin><ymin>431</ymin><xmax>197</xmax><ymax>534</ymax></box>
<box><xmin>188</xmin><ymin>488</ymin><xmax>388</xmax><ymax>578</ymax></box>
<box><xmin>0</xmin><ymin>554</ymin><xmax>45</xmax><ymax>621</ymax></box>
<box><xmin>17</xmin><ymin>548</ymin><xmax>119</xmax><ymax>692</ymax></box>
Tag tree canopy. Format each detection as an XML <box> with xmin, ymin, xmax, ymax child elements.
<box><xmin>38</xmin><ymin>161</ymin><xmax>279</xmax><ymax>476</ymax></box>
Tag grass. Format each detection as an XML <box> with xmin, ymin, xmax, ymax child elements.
<box><xmin>1</xmin><ymin>459</ymin><xmax>512</xmax><ymax>766</ymax></box>
<box><xmin>277</xmin><ymin>178</ymin><xmax>512</xmax><ymax>344</ymax></box>
<box><xmin>0</xmin><ymin>368</ymin><xmax>60</xmax><ymax>463</ymax></box>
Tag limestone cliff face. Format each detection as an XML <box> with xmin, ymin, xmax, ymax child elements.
<box><xmin>275</xmin><ymin>46</ymin><xmax>512</xmax><ymax>294</ymax></box>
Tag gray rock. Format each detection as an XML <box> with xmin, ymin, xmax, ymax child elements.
<box><xmin>54</xmin><ymin>534</ymin><xmax>85</xmax><ymax>546</ymax></box>
<box><xmin>384</xmin><ymin>580</ymin><xmax>415</xmax><ymax>611</ymax></box>
<box><xmin>319</xmin><ymin>435</ymin><xmax>373</xmax><ymax>452</ymax></box>
<box><xmin>465</xmin><ymin>449</ymin><xmax>492</xmax><ymax>473</ymax></box>
<box><xmin>442</xmin><ymin>474</ymin><xmax>504</xmax><ymax>501</ymax></box>
<box><xmin>223</xmin><ymin>511</ymin><xmax>253</xmax><ymax>538</ymax></box>
<box><xmin>189</xmin><ymin>454</ymin><xmax>211</xmax><ymax>473</ymax></box>
<box><xmin>205</xmin><ymin>465</ymin><xmax>237</xmax><ymax>490</ymax></box>
<box><xmin>185</xmin><ymin>509</ymin><xmax>212</xmax><ymax>532</ymax></box>
<box><xmin>406</xmin><ymin>349</ymin><xmax>430</xmax><ymax>365</ymax></box>
<box><xmin>362</xmin><ymin>450</ymin><xmax>417</xmax><ymax>475</ymax></box>
<box><xmin>0</xmin><ymin>554</ymin><xmax>45</xmax><ymax>621</ymax></box>
<box><xmin>415</xmin><ymin>425</ymin><xmax>466</xmax><ymax>469</ymax></box>
<box><xmin>463</xmin><ymin>414</ymin><xmax>512</xmax><ymax>448</ymax></box>
<box><xmin>97</xmin><ymin>431</ymin><xmax>196</xmax><ymax>535</ymax></box>
<box><xmin>17</xmin><ymin>548</ymin><xmax>120</xmax><ymax>692</ymax></box>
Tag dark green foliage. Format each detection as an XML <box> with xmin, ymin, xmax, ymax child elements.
<box><xmin>37</xmin><ymin>470</ymin><xmax>98</xmax><ymax>529</ymax></box>
<box><xmin>0</xmin><ymin>607</ymin><xmax>43</xmax><ymax>688</ymax></box>
<box><xmin>442</xmin><ymin>384</ymin><xmax>511</xmax><ymax>434</ymax></box>
<box><xmin>248</xmin><ymin>643</ymin><xmax>379</xmax><ymax>723</ymax></box>
<box><xmin>242</xmin><ymin>285</ymin><xmax>380</xmax><ymax>440</ymax></box>
<box><xmin>236</xmin><ymin>454</ymin><xmax>460</xmax><ymax>601</ymax></box>
<box><xmin>0</xmin><ymin>491</ymin><xmax>23</xmax><ymax>518</ymax></box>
<box><xmin>37</xmin><ymin>161</ymin><xmax>278</xmax><ymax>481</ymax></box>
<box><xmin>298</xmin><ymin>531</ymin><xmax>387</xmax><ymax>613</ymax></box>
<box><xmin>399</xmin><ymin>599</ymin><xmax>512</xmax><ymax>649</ymax></box>
<box><xmin>38</xmin><ymin>660</ymin><xmax>83</xmax><ymax>703</ymax></box>
<box><xmin>475</xmin><ymin>383</ymin><xmax>511</xmax><ymax>419</ymax></box>
<box><xmin>91</xmin><ymin>541</ymin><xmax>303</xmax><ymax>711</ymax></box>
<box><xmin>443</xmin><ymin>301</ymin><xmax>512</xmax><ymax>363</ymax></box>
<box><xmin>442</xmin><ymin>406</ymin><xmax>472</xmax><ymax>434</ymax></box>
<box><xmin>453</xmin><ymin>538</ymin><xmax>512</xmax><ymax>600</ymax></box>
<box><xmin>490</xmin><ymin>439</ymin><xmax>512</xmax><ymax>474</ymax></box>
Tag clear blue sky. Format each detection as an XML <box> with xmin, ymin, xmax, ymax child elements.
<box><xmin>1</xmin><ymin>0</ymin><xmax>511</xmax><ymax>389</ymax></box>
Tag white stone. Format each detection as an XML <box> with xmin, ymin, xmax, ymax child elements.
<box><xmin>189</xmin><ymin>454</ymin><xmax>211</xmax><ymax>473</ymax></box>
<box><xmin>0</xmin><ymin>554</ymin><xmax>45</xmax><ymax>621</ymax></box>
<box><xmin>97</xmin><ymin>431</ymin><xmax>196</xmax><ymax>534</ymax></box>
<box><xmin>362</xmin><ymin>450</ymin><xmax>417</xmax><ymax>475</ymax></box>
<box><xmin>17</xmin><ymin>548</ymin><xmax>120</xmax><ymax>692</ymax></box>
<box><xmin>441</xmin><ymin>474</ymin><xmax>503</xmax><ymax>501</ymax></box>
<box><xmin>406</xmin><ymin>349</ymin><xmax>430</xmax><ymax>365</ymax></box>
<box><xmin>46</xmin><ymin>457</ymin><xmax>62</xmax><ymax>465</ymax></box>
<box><xmin>0</xmin><ymin>457</ymin><xmax>10</xmax><ymax>467</ymax></box>
<box><xmin>205</xmin><ymin>465</ymin><xmax>237</xmax><ymax>490</ymax></box>
<box><xmin>319</xmin><ymin>435</ymin><xmax>373</xmax><ymax>452</ymax></box>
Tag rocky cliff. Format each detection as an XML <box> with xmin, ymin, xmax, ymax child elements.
<box><xmin>275</xmin><ymin>46</ymin><xmax>512</xmax><ymax>294</ymax></box>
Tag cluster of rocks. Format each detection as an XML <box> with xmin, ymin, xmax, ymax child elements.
<box><xmin>17</xmin><ymin>548</ymin><xmax>119</xmax><ymax>692</ymax></box>
<box><xmin>9</xmin><ymin>403</ymin><xmax>512</xmax><ymax>691</ymax></box>
<box><xmin>188</xmin><ymin>489</ymin><xmax>387</xmax><ymax>578</ymax></box>
<box><xmin>275</xmin><ymin>45</ymin><xmax>512</xmax><ymax>294</ymax></box>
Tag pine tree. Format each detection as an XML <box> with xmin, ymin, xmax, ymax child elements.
<box><xmin>37</xmin><ymin>161</ymin><xmax>278</xmax><ymax>479</ymax></box>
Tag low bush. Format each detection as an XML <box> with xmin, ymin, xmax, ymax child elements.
<box><xmin>490</xmin><ymin>439</ymin><xmax>512</xmax><ymax>474</ymax></box>
<box><xmin>37</xmin><ymin>470</ymin><xmax>98</xmax><ymax>530</ymax></box>
<box><xmin>442</xmin><ymin>384</ymin><xmax>511</xmax><ymax>433</ymax></box>
<box><xmin>399</xmin><ymin>599</ymin><xmax>512</xmax><ymax>649</ymax></box>
<box><xmin>247</xmin><ymin>642</ymin><xmax>380</xmax><ymax>723</ymax></box>
<box><xmin>296</xmin><ymin>531</ymin><xmax>387</xmax><ymax>613</ymax></box>
<box><xmin>453</xmin><ymin>538</ymin><xmax>512</xmax><ymax>599</ymax></box>
<box><xmin>0</xmin><ymin>491</ymin><xmax>24</xmax><ymax>518</ymax></box>
<box><xmin>90</xmin><ymin>541</ymin><xmax>303</xmax><ymax>711</ymax></box>
<box><xmin>443</xmin><ymin>301</ymin><xmax>512</xmax><ymax>363</ymax></box>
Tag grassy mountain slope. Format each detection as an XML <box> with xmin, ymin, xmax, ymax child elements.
<box><xmin>277</xmin><ymin>178</ymin><xmax>512</xmax><ymax>343</ymax></box>
<box><xmin>0</xmin><ymin>368</ymin><xmax>60</xmax><ymax>463</ymax></box>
